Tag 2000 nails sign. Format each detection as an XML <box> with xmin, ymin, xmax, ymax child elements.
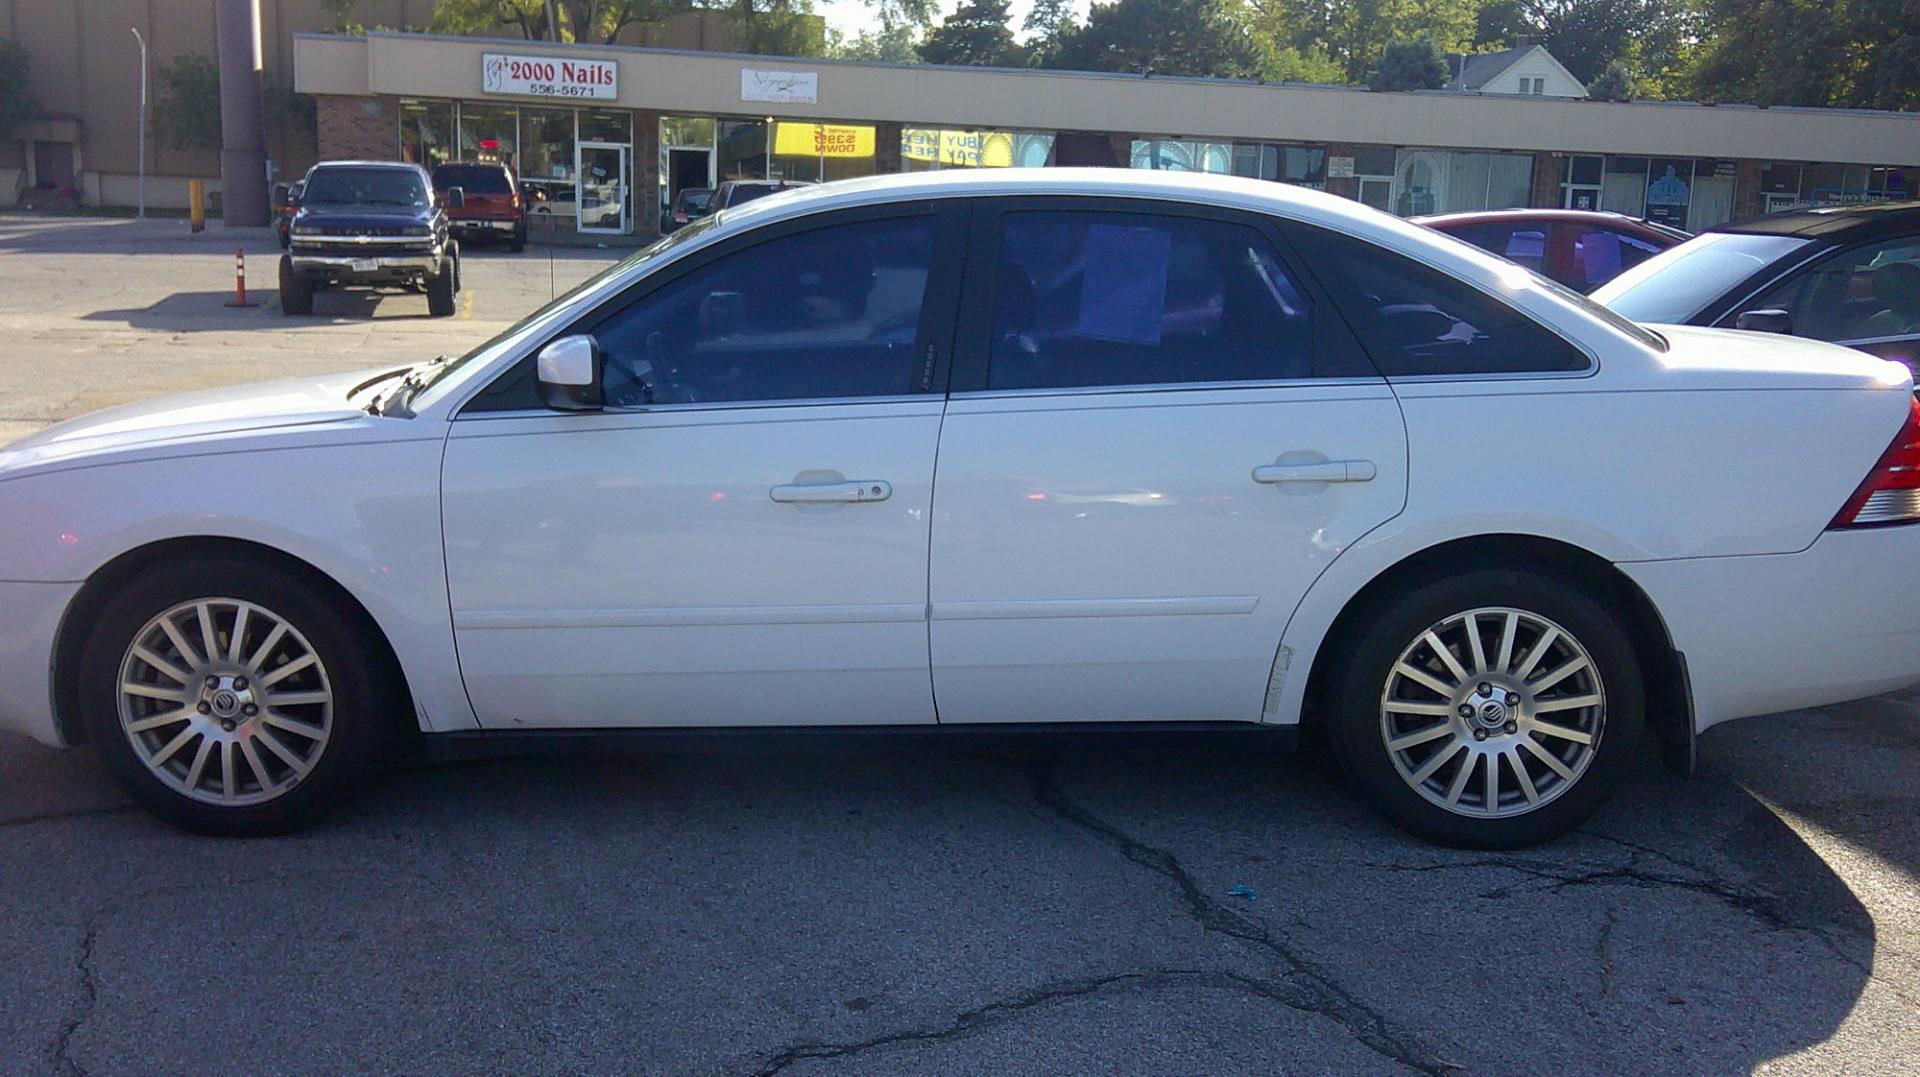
<box><xmin>482</xmin><ymin>53</ymin><xmax>618</xmax><ymax>100</ymax></box>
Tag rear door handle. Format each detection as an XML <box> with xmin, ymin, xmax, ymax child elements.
<box><xmin>769</xmin><ymin>480</ymin><xmax>893</xmax><ymax>503</ymax></box>
<box><xmin>1251</xmin><ymin>460</ymin><xmax>1377</xmax><ymax>484</ymax></box>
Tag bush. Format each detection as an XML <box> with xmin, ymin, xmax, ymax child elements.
<box><xmin>1587</xmin><ymin>61</ymin><xmax>1637</xmax><ymax>102</ymax></box>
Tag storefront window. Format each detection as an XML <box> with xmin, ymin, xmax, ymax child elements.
<box><xmin>661</xmin><ymin>116</ymin><xmax>715</xmax><ymax>147</ymax></box>
<box><xmin>458</xmin><ymin>104</ymin><xmax>519</xmax><ymax>170</ymax></box>
<box><xmin>580</xmin><ymin>110</ymin><xmax>632</xmax><ymax>145</ymax></box>
<box><xmin>519</xmin><ymin>108</ymin><xmax>574</xmax><ymax>180</ymax></box>
<box><xmin>716</xmin><ymin>118</ymin><xmax>770</xmax><ymax>180</ymax></box>
<box><xmin>900</xmin><ymin>128</ymin><xmax>1052</xmax><ymax>171</ymax></box>
<box><xmin>399</xmin><ymin>100</ymin><xmax>453</xmax><ymax>171</ymax></box>
<box><xmin>1130</xmin><ymin>140</ymin><xmax>1231</xmax><ymax>173</ymax></box>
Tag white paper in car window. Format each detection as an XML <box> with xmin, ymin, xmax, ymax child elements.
<box><xmin>1078</xmin><ymin>225</ymin><xmax>1171</xmax><ymax>345</ymax></box>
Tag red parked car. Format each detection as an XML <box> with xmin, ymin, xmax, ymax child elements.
<box><xmin>430</xmin><ymin>160</ymin><xmax>527</xmax><ymax>253</ymax></box>
<box><xmin>1417</xmin><ymin>209</ymin><xmax>1689</xmax><ymax>292</ymax></box>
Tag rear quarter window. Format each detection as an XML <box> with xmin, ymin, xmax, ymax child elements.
<box><xmin>1295</xmin><ymin>227</ymin><xmax>1589</xmax><ymax>378</ymax></box>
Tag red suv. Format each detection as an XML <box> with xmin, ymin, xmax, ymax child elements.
<box><xmin>431</xmin><ymin>161</ymin><xmax>527</xmax><ymax>252</ymax></box>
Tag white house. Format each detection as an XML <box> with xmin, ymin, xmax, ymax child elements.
<box><xmin>1447</xmin><ymin>44</ymin><xmax>1587</xmax><ymax>98</ymax></box>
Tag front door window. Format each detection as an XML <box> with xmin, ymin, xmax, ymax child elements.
<box><xmin>577</xmin><ymin>142</ymin><xmax>628</xmax><ymax>234</ymax></box>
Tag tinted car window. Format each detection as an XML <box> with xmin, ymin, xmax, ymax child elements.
<box><xmin>1569</xmin><ymin>228</ymin><xmax>1664</xmax><ymax>291</ymax></box>
<box><xmin>431</xmin><ymin>164</ymin><xmax>513</xmax><ymax>193</ymax></box>
<box><xmin>1594</xmin><ymin>232</ymin><xmax>1810</xmax><ymax>324</ymax></box>
<box><xmin>1448</xmin><ymin>223</ymin><xmax>1548</xmax><ymax>275</ymax></box>
<box><xmin>1743</xmin><ymin>236</ymin><xmax>1920</xmax><ymax>342</ymax></box>
<box><xmin>988</xmin><ymin>211</ymin><xmax>1319</xmax><ymax>390</ymax></box>
<box><xmin>592</xmin><ymin>216</ymin><xmax>935</xmax><ymax>407</ymax></box>
<box><xmin>302</xmin><ymin>167</ymin><xmax>429</xmax><ymax>207</ymax></box>
<box><xmin>1308</xmin><ymin>231</ymin><xmax>1587</xmax><ymax>377</ymax></box>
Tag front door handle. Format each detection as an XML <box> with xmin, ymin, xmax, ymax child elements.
<box><xmin>769</xmin><ymin>480</ymin><xmax>893</xmax><ymax>504</ymax></box>
<box><xmin>1251</xmin><ymin>460</ymin><xmax>1377</xmax><ymax>484</ymax></box>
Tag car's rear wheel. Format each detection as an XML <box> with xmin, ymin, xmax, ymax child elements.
<box><xmin>1326</xmin><ymin>568</ymin><xmax>1642</xmax><ymax>849</ymax></box>
<box><xmin>509</xmin><ymin>222</ymin><xmax>527</xmax><ymax>253</ymax></box>
<box><xmin>278</xmin><ymin>255</ymin><xmax>312</xmax><ymax>316</ymax></box>
<box><xmin>77</xmin><ymin>559</ymin><xmax>393</xmax><ymax>835</ymax></box>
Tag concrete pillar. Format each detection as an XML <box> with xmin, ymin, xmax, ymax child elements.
<box><xmin>215</xmin><ymin>0</ymin><xmax>269</xmax><ymax>225</ymax></box>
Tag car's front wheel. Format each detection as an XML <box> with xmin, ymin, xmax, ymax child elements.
<box><xmin>77</xmin><ymin>558</ymin><xmax>394</xmax><ymax>835</ymax></box>
<box><xmin>278</xmin><ymin>255</ymin><xmax>312</xmax><ymax>316</ymax></box>
<box><xmin>1326</xmin><ymin>568</ymin><xmax>1643</xmax><ymax>849</ymax></box>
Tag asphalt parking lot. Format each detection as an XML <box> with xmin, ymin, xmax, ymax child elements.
<box><xmin>2</xmin><ymin>213</ymin><xmax>1917</xmax><ymax>1075</ymax></box>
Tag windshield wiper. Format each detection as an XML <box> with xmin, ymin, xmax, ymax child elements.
<box><xmin>368</xmin><ymin>354</ymin><xmax>450</xmax><ymax>417</ymax></box>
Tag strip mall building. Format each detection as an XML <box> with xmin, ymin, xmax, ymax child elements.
<box><xmin>286</xmin><ymin>31</ymin><xmax>1913</xmax><ymax>241</ymax></box>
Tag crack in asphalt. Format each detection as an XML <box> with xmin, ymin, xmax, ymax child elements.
<box><xmin>0</xmin><ymin>805</ymin><xmax>135</xmax><ymax>830</ymax></box>
<box><xmin>49</xmin><ymin>916</ymin><xmax>99</xmax><ymax>1077</ymax></box>
<box><xmin>1592</xmin><ymin>902</ymin><xmax>1619</xmax><ymax>1003</ymax></box>
<box><xmin>1021</xmin><ymin>759</ymin><xmax>1455</xmax><ymax>1076</ymax></box>
<box><xmin>748</xmin><ymin>967</ymin><xmax>1437</xmax><ymax>1077</ymax></box>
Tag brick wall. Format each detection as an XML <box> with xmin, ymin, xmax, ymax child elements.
<box><xmin>316</xmin><ymin>95</ymin><xmax>400</xmax><ymax>162</ymax></box>
<box><xmin>1530</xmin><ymin>152</ymin><xmax>1563</xmax><ymax>207</ymax></box>
<box><xmin>632</xmin><ymin>109</ymin><xmax>662</xmax><ymax>241</ymax></box>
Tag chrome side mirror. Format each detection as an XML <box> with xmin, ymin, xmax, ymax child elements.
<box><xmin>535</xmin><ymin>335</ymin><xmax>604</xmax><ymax>411</ymax></box>
<box><xmin>1734</xmin><ymin>308</ymin><xmax>1792</xmax><ymax>334</ymax></box>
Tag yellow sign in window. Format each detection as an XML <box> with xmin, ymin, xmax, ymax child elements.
<box><xmin>902</xmin><ymin>128</ymin><xmax>1016</xmax><ymax>167</ymax></box>
<box><xmin>773</xmin><ymin>122</ymin><xmax>876</xmax><ymax>158</ymax></box>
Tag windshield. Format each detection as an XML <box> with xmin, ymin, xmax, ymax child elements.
<box><xmin>407</xmin><ymin>214</ymin><xmax>723</xmax><ymax>406</ymax></box>
<box><xmin>1593</xmin><ymin>232</ymin><xmax>1812</xmax><ymax>325</ymax></box>
<box><xmin>303</xmin><ymin>167</ymin><xmax>430</xmax><ymax>207</ymax></box>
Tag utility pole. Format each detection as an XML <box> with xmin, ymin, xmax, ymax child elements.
<box><xmin>214</xmin><ymin>0</ymin><xmax>268</xmax><ymax>225</ymax></box>
<box><xmin>130</xmin><ymin>27</ymin><xmax>148</xmax><ymax>219</ymax></box>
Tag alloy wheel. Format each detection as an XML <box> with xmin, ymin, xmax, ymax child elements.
<box><xmin>1378</xmin><ymin>606</ymin><xmax>1605</xmax><ymax>818</ymax></box>
<box><xmin>115</xmin><ymin>598</ymin><xmax>333</xmax><ymax>807</ymax></box>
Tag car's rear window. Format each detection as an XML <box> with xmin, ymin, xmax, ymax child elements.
<box><xmin>725</xmin><ymin>185</ymin><xmax>784</xmax><ymax>207</ymax></box>
<box><xmin>432</xmin><ymin>165</ymin><xmax>513</xmax><ymax>193</ymax></box>
<box><xmin>1593</xmin><ymin>232</ymin><xmax>1811</xmax><ymax>324</ymax></box>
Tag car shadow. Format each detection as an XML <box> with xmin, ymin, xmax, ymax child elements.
<box><xmin>1</xmin><ymin>712</ymin><xmax>1891</xmax><ymax>1072</ymax></box>
<box><xmin>79</xmin><ymin>289</ymin><xmax>443</xmax><ymax>328</ymax></box>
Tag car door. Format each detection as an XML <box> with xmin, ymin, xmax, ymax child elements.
<box><xmin>926</xmin><ymin>199</ymin><xmax>1408</xmax><ymax>724</ymax></box>
<box><xmin>1725</xmin><ymin>233</ymin><xmax>1920</xmax><ymax>369</ymax></box>
<box><xmin>440</xmin><ymin>203</ymin><xmax>965</xmax><ymax>728</ymax></box>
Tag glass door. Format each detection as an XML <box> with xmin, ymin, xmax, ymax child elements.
<box><xmin>577</xmin><ymin>141</ymin><xmax>629</xmax><ymax>234</ymax></box>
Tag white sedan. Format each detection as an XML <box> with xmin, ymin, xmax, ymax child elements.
<box><xmin>4</xmin><ymin>170</ymin><xmax>1918</xmax><ymax>848</ymax></box>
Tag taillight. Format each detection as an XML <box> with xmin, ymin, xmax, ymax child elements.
<box><xmin>1830</xmin><ymin>396</ymin><xmax>1920</xmax><ymax>528</ymax></box>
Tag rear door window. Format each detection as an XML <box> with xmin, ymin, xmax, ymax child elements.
<box><xmin>984</xmin><ymin>210</ymin><xmax>1335</xmax><ymax>390</ymax></box>
<box><xmin>1567</xmin><ymin>227</ymin><xmax>1665</xmax><ymax>291</ymax></box>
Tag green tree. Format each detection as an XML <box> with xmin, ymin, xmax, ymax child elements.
<box><xmin>429</xmin><ymin>0</ymin><xmax>562</xmax><ymax>39</ymax></box>
<box><xmin>722</xmin><ymin>0</ymin><xmax>829</xmax><ymax>57</ymax></box>
<box><xmin>0</xmin><ymin>38</ymin><xmax>35</xmax><ymax>143</ymax></box>
<box><xmin>1585</xmin><ymin>59</ymin><xmax>1635</xmax><ymax>100</ymax></box>
<box><xmin>1020</xmin><ymin>0</ymin><xmax>1079</xmax><ymax>66</ymax></box>
<box><xmin>919</xmin><ymin>0</ymin><xmax>1024</xmax><ymax>66</ymax></box>
<box><xmin>1369</xmin><ymin>36</ymin><xmax>1447</xmax><ymax>89</ymax></box>
<box><xmin>1248</xmin><ymin>0</ymin><xmax>1478</xmax><ymax>83</ymax></box>
<box><xmin>826</xmin><ymin>21</ymin><xmax>921</xmax><ymax>61</ymax></box>
<box><xmin>154</xmin><ymin>52</ymin><xmax>222</xmax><ymax>152</ymax></box>
<box><xmin>1692</xmin><ymin>0</ymin><xmax>1920</xmax><ymax>110</ymax></box>
<box><xmin>1050</xmin><ymin>0</ymin><xmax>1266</xmax><ymax>78</ymax></box>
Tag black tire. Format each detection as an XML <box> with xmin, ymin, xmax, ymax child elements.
<box><xmin>77</xmin><ymin>558</ymin><xmax>397</xmax><ymax>836</ymax></box>
<box><xmin>509</xmin><ymin>222</ymin><xmax>527</xmax><ymax>253</ymax></box>
<box><xmin>426</xmin><ymin>256</ymin><xmax>457</xmax><ymax>317</ymax></box>
<box><xmin>1325</xmin><ymin>567</ymin><xmax>1643</xmax><ymax>849</ymax></box>
<box><xmin>278</xmin><ymin>255</ymin><xmax>312</xmax><ymax>316</ymax></box>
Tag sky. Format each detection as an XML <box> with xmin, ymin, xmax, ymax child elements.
<box><xmin>810</xmin><ymin>0</ymin><xmax>1091</xmax><ymax>41</ymax></box>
